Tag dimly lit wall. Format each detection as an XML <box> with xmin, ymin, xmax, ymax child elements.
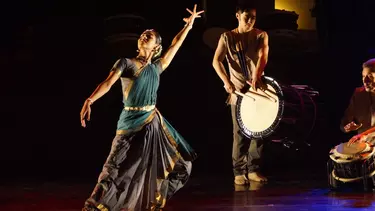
<box><xmin>275</xmin><ymin>0</ymin><xmax>316</xmax><ymax>30</ymax></box>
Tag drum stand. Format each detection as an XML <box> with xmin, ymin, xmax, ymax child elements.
<box><xmin>362</xmin><ymin>159</ymin><xmax>375</xmax><ymax>192</ymax></box>
<box><xmin>271</xmin><ymin>137</ymin><xmax>311</xmax><ymax>151</ymax></box>
<box><xmin>327</xmin><ymin>159</ymin><xmax>375</xmax><ymax>192</ymax></box>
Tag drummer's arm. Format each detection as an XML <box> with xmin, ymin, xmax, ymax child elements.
<box><xmin>364</xmin><ymin>132</ymin><xmax>375</xmax><ymax>144</ymax></box>
<box><xmin>253</xmin><ymin>32</ymin><xmax>269</xmax><ymax>79</ymax></box>
<box><xmin>353</xmin><ymin>127</ymin><xmax>375</xmax><ymax>144</ymax></box>
<box><xmin>212</xmin><ymin>34</ymin><xmax>231</xmax><ymax>87</ymax></box>
<box><xmin>360</xmin><ymin>126</ymin><xmax>375</xmax><ymax>137</ymax></box>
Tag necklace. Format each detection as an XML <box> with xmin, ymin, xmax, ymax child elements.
<box><xmin>136</xmin><ymin>56</ymin><xmax>147</xmax><ymax>65</ymax></box>
<box><xmin>136</xmin><ymin>55</ymin><xmax>152</xmax><ymax>69</ymax></box>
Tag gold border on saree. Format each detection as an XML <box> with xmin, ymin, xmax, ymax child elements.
<box><xmin>124</xmin><ymin>105</ymin><xmax>155</xmax><ymax>111</ymax></box>
<box><xmin>116</xmin><ymin>110</ymin><xmax>156</xmax><ymax>135</ymax></box>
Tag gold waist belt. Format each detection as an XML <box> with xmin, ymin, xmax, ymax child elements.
<box><xmin>124</xmin><ymin>105</ymin><xmax>155</xmax><ymax>111</ymax></box>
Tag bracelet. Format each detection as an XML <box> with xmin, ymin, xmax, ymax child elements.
<box><xmin>185</xmin><ymin>23</ymin><xmax>193</xmax><ymax>29</ymax></box>
<box><xmin>86</xmin><ymin>98</ymin><xmax>94</xmax><ymax>105</ymax></box>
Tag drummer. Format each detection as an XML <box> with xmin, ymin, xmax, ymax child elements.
<box><xmin>212</xmin><ymin>1</ymin><xmax>269</xmax><ymax>184</ymax></box>
<box><xmin>341</xmin><ymin>58</ymin><xmax>375</xmax><ymax>145</ymax></box>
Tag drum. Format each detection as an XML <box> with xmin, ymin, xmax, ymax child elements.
<box><xmin>235</xmin><ymin>76</ymin><xmax>318</xmax><ymax>143</ymax></box>
<box><xmin>328</xmin><ymin>142</ymin><xmax>375</xmax><ymax>183</ymax></box>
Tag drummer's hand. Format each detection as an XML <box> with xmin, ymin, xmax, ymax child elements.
<box><xmin>347</xmin><ymin>134</ymin><xmax>367</xmax><ymax>146</ymax></box>
<box><xmin>224</xmin><ymin>81</ymin><xmax>236</xmax><ymax>94</ymax></box>
<box><xmin>248</xmin><ymin>77</ymin><xmax>265</xmax><ymax>91</ymax></box>
<box><xmin>344</xmin><ymin>121</ymin><xmax>362</xmax><ymax>133</ymax></box>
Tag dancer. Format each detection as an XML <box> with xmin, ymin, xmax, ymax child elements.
<box><xmin>80</xmin><ymin>5</ymin><xmax>203</xmax><ymax>211</ymax></box>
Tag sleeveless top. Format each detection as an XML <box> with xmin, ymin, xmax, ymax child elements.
<box><xmin>221</xmin><ymin>28</ymin><xmax>267</xmax><ymax>104</ymax></box>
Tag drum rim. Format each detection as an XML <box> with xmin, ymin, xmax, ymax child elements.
<box><xmin>331</xmin><ymin>169</ymin><xmax>375</xmax><ymax>182</ymax></box>
<box><xmin>236</xmin><ymin>76</ymin><xmax>284</xmax><ymax>139</ymax></box>
<box><xmin>329</xmin><ymin>142</ymin><xmax>375</xmax><ymax>163</ymax></box>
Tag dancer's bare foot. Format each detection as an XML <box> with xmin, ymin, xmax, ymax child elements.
<box><xmin>234</xmin><ymin>174</ymin><xmax>249</xmax><ymax>185</ymax></box>
<box><xmin>82</xmin><ymin>204</ymin><xmax>101</xmax><ymax>211</ymax></box>
<box><xmin>150</xmin><ymin>205</ymin><xmax>163</xmax><ymax>211</ymax></box>
<box><xmin>248</xmin><ymin>172</ymin><xmax>268</xmax><ymax>182</ymax></box>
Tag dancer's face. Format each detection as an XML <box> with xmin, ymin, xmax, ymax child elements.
<box><xmin>137</xmin><ymin>30</ymin><xmax>159</xmax><ymax>51</ymax></box>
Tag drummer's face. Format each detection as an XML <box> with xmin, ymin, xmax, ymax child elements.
<box><xmin>362</xmin><ymin>67</ymin><xmax>375</xmax><ymax>92</ymax></box>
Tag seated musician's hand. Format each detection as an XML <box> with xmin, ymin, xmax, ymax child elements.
<box><xmin>344</xmin><ymin>121</ymin><xmax>362</xmax><ymax>133</ymax></box>
<box><xmin>347</xmin><ymin>134</ymin><xmax>367</xmax><ymax>146</ymax></box>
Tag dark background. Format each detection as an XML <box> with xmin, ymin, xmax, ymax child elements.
<box><xmin>1</xmin><ymin>0</ymin><xmax>375</xmax><ymax>185</ymax></box>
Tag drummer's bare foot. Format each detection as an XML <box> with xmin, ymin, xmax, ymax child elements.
<box><xmin>234</xmin><ymin>174</ymin><xmax>249</xmax><ymax>185</ymax></box>
<box><xmin>249</xmin><ymin>180</ymin><xmax>265</xmax><ymax>191</ymax></box>
<box><xmin>248</xmin><ymin>172</ymin><xmax>267</xmax><ymax>182</ymax></box>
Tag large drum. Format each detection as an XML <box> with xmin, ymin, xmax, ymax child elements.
<box><xmin>235</xmin><ymin>76</ymin><xmax>318</xmax><ymax>143</ymax></box>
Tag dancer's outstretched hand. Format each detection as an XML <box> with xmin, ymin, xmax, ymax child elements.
<box><xmin>183</xmin><ymin>4</ymin><xmax>204</xmax><ymax>28</ymax></box>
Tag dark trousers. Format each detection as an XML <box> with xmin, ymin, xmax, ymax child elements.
<box><xmin>231</xmin><ymin>104</ymin><xmax>264</xmax><ymax>176</ymax></box>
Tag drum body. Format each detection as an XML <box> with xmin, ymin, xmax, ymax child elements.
<box><xmin>235</xmin><ymin>76</ymin><xmax>318</xmax><ymax>142</ymax></box>
<box><xmin>328</xmin><ymin>142</ymin><xmax>375</xmax><ymax>183</ymax></box>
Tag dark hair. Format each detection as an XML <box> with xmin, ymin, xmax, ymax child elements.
<box><xmin>150</xmin><ymin>29</ymin><xmax>162</xmax><ymax>45</ymax></box>
<box><xmin>143</xmin><ymin>29</ymin><xmax>163</xmax><ymax>59</ymax></box>
<box><xmin>363</xmin><ymin>58</ymin><xmax>375</xmax><ymax>72</ymax></box>
<box><xmin>236</xmin><ymin>0</ymin><xmax>257</xmax><ymax>13</ymax></box>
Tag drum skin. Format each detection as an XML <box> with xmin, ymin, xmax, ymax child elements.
<box><xmin>235</xmin><ymin>76</ymin><xmax>317</xmax><ymax>141</ymax></box>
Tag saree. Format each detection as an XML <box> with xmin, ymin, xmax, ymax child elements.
<box><xmin>83</xmin><ymin>58</ymin><xmax>196</xmax><ymax>211</ymax></box>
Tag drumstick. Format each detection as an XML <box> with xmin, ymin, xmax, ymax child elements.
<box><xmin>263</xmin><ymin>88</ymin><xmax>277</xmax><ymax>96</ymax></box>
<box><xmin>234</xmin><ymin>91</ymin><xmax>255</xmax><ymax>101</ymax></box>
<box><xmin>246</xmin><ymin>90</ymin><xmax>275</xmax><ymax>102</ymax></box>
<box><xmin>258</xmin><ymin>89</ymin><xmax>277</xmax><ymax>102</ymax></box>
<box><xmin>245</xmin><ymin>81</ymin><xmax>277</xmax><ymax>102</ymax></box>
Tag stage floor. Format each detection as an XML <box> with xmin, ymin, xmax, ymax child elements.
<box><xmin>2</xmin><ymin>175</ymin><xmax>375</xmax><ymax>211</ymax></box>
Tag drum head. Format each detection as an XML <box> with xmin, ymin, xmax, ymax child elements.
<box><xmin>336</xmin><ymin>142</ymin><xmax>367</xmax><ymax>155</ymax></box>
<box><xmin>330</xmin><ymin>141</ymin><xmax>374</xmax><ymax>162</ymax></box>
<box><xmin>236</xmin><ymin>76</ymin><xmax>283</xmax><ymax>139</ymax></box>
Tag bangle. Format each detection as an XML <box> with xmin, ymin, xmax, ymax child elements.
<box><xmin>185</xmin><ymin>23</ymin><xmax>192</xmax><ymax>29</ymax></box>
<box><xmin>86</xmin><ymin>98</ymin><xmax>94</xmax><ymax>105</ymax></box>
